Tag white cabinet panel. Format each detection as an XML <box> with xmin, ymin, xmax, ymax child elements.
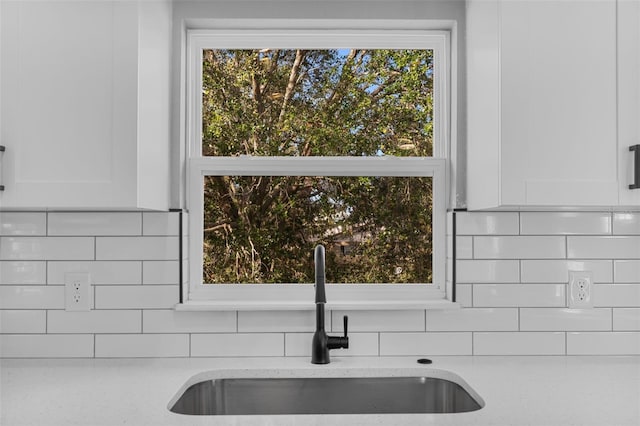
<box><xmin>618</xmin><ymin>0</ymin><xmax>640</xmax><ymax>206</ymax></box>
<box><xmin>467</xmin><ymin>0</ymin><xmax>631</xmax><ymax>208</ymax></box>
<box><xmin>0</xmin><ymin>1</ymin><xmax>170</xmax><ymax>209</ymax></box>
<box><xmin>500</xmin><ymin>0</ymin><xmax>617</xmax><ymax>206</ymax></box>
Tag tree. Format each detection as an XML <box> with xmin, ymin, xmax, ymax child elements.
<box><xmin>202</xmin><ymin>49</ymin><xmax>434</xmax><ymax>284</ymax></box>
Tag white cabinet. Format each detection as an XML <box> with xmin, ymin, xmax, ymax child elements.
<box><xmin>0</xmin><ymin>0</ymin><xmax>171</xmax><ymax>209</ymax></box>
<box><xmin>467</xmin><ymin>0</ymin><xmax>639</xmax><ymax>209</ymax></box>
<box><xmin>618</xmin><ymin>0</ymin><xmax>640</xmax><ymax>206</ymax></box>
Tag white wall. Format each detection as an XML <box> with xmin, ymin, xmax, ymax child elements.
<box><xmin>1</xmin><ymin>211</ymin><xmax>638</xmax><ymax>358</ymax></box>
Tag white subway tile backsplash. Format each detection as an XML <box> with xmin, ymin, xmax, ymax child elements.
<box><xmin>283</xmin><ymin>333</ymin><xmax>312</xmax><ymax>356</ymax></box>
<box><xmin>0</xmin><ymin>310</ymin><xmax>46</xmax><ymax>333</ymax></box>
<box><xmin>473</xmin><ymin>332</ymin><xmax>565</xmax><ymax>355</ymax></box>
<box><xmin>1</xmin><ymin>209</ymin><xmax>637</xmax><ymax>358</ymax></box>
<box><xmin>285</xmin><ymin>332</ymin><xmax>378</xmax><ymax>357</ymax></box>
<box><xmin>456</xmin><ymin>237</ymin><xmax>473</xmax><ymax>259</ymax></box>
<box><xmin>0</xmin><ymin>334</ymin><xmax>93</xmax><ymax>358</ymax></box>
<box><xmin>0</xmin><ymin>286</ymin><xmax>64</xmax><ymax>309</ymax></box>
<box><xmin>473</xmin><ymin>284</ymin><xmax>566</xmax><ymax>307</ymax></box>
<box><xmin>474</xmin><ymin>236</ymin><xmax>565</xmax><ymax>259</ymax></box>
<box><xmin>95</xmin><ymin>334</ymin><xmax>189</xmax><ymax>357</ymax></box>
<box><xmin>47</xmin><ymin>212</ymin><xmax>141</xmax><ymax>236</ymax></box>
<box><xmin>456</xmin><ymin>260</ymin><xmax>520</xmax><ymax>283</ymax></box>
<box><xmin>426</xmin><ymin>308</ymin><xmax>518</xmax><ymax>331</ymax></box>
<box><xmin>142</xmin><ymin>212</ymin><xmax>180</xmax><ymax>236</ymax></box>
<box><xmin>455</xmin><ymin>284</ymin><xmax>473</xmax><ymax>307</ymax></box>
<box><xmin>238</xmin><ymin>311</ymin><xmax>317</xmax><ymax>333</ymax></box>
<box><xmin>520</xmin><ymin>212</ymin><xmax>611</xmax><ymax>235</ymax></box>
<box><xmin>0</xmin><ymin>261</ymin><xmax>46</xmax><ymax>285</ymax></box>
<box><xmin>95</xmin><ymin>286</ymin><xmax>178</xmax><ymax>309</ymax></box>
<box><xmin>191</xmin><ymin>333</ymin><xmax>284</xmax><ymax>357</ymax></box>
<box><xmin>612</xmin><ymin>213</ymin><xmax>640</xmax><ymax>235</ymax></box>
<box><xmin>47</xmin><ymin>261</ymin><xmax>142</xmax><ymax>285</ymax></box>
<box><xmin>567</xmin><ymin>332</ymin><xmax>640</xmax><ymax>355</ymax></box>
<box><xmin>567</xmin><ymin>236</ymin><xmax>640</xmax><ymax>259</ymax></box>
<box><xmin>520</xmin><ymin>308</ymin><xmax>612</xmax><ymax>331</ymax></box>
<box><xmin>593</xmin><ymin>285</ymin><xmax>640</xmax><ymax>307</ymax></box>
<box><xmin>0</xmin><ymin>237</ymin><xmax>94</xmax><ymax>260</ymax></box>
<box><xmin>521</xmin><ymin>260</ymin><xmax>613</xmax><ymax>283</ymax></box>
<box><xmin>331</xmin><ymin>310</ymin><xmax>425</xmax><ymax>332</ymax></box>
<box><xmin>379</xmin><ymin>332</ymin><xmax>472</xmax><ymax>355</ymax></box>
<box><xmin>96</xmin><ymin>237</ymin><xmax>179</xmax><ymax>260</ymax></box>
<box><xmin>142</xmin><ymin>261</ymin><xmax>179</xmax><ymax>285</ymax></box>
<box><xmin>0</xmin><ymin>213</ymin><xmax>46</xmax><ymax>236</ymax></box>
<box><xmin>613</xmin><ymin>308</ymin><xmax>640</xmax><ymax>330</ymax></box>
<box><xmin>456</xmin><ymin>212</ymin><xmax>519</xmax><ymax>235</ymax></box>
<box><xmin>614</xmin><ymin>260</ymin><xmax>640</xmax><ymax>283</ymax></box>
<box><xmin>143</xmin><ymin>310</ymin><xmax>236</xmax><ymax>333</ymax></box>
<box><xmin>47</xmin><ymin>310</ymin><xmax>141</xmax><ymax>333</ymax></box>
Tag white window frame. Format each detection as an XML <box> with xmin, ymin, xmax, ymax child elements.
<box><xmin>183</xmin><ymin>24</ymin><xmax>454</xmax><ymax>310</ymax></box>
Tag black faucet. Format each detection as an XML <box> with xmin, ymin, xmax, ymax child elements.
<box><xmin>311</xmin><ymin>245</ymin><xmax>349</xmax><ymax>364</ymax></box>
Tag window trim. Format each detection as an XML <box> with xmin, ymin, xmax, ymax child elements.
<box><xmin>182</xmin><ymin>24</ymin><xmax>455</xmax><ymax>308</ymax></box>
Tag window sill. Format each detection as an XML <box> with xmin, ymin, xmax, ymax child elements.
<box><xmin>174</xmin><ymin>299</ymin><xmax>460</xmax><ymax>311</ymax></box>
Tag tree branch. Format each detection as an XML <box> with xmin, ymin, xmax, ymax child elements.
<box><xmin>278</xmin><ymin>49</ymin><xmax>306</xmax><ymax>126</ymax></box>
<box><xmin>326</xmin><ymin>49</ymin><xmax>358</xmax><ymax>106</ymax></box>
<box><xmin>204</xmin><ymin>223</ymin><xmax>232</xmax><ymax>233</ymax></box>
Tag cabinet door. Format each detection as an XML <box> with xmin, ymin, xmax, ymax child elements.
<box><xmin>0</xmin><ymin>1</ymin><xmax>139</xmax><ymax>208</ymax></box>
<box><xmin>618</xmin><ymin>0</ymin><xmax>640</xmax><ymax>206</ymax></box>
<box><xmin>499</xmin><ymin>0</ymin><xmax>618</xmax><ymax>206</ymax></box>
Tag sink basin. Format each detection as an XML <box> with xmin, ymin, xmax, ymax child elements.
<box><xmin>169</xmin><ymin>375</ymin><xmax>484</xmax><ymax>415</ymax></box>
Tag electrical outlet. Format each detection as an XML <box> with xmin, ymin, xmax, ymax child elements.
<box><xmin>65</xmin><ymin>272</ymin><xmax>92</xmax><ymax>311</ymax></box>
<box><xmin>568</xmin><ymin>271</ymin><xmax>593</xmax><ymax>308</ymax></box>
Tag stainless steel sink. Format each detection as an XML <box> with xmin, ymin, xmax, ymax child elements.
<box><xmin>169</xmin><ymin>376</ymin><xmax>483</xmax><ymax>415</ymax></box>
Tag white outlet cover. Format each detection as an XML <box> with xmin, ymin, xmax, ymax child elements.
<box><xmin>568</xmin><ymin>271</ymin><xmax>593</xmax><ymax>309</ymax></box>
<box><xmin>65</xmin><ymin>272</ymin><xmax>92</xmax><ymax>311</ymax></box>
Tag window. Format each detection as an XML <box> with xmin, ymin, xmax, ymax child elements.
<box><xmin>185</xmin><ymin>26</ymin><xmax>452</xmax><ymax>308</ymax></box>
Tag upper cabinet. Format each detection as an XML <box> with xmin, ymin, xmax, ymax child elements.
<box><xmin>0</xmin><ymin>0</ymin><xmax>171</xmax><ymax>209</ymax></box>
<box><xmin>467</xmin><ymin>0</ymin><xmax>640</xmax><ymax>209</ymax></box>
<box><xmin>618</xmin><ymin>0</ymin><xmax>640</xmax><ymax>206</ymax></box>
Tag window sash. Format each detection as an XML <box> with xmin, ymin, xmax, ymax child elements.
<box><xmin>186</xmin><ymin>29</ymin><xmax>450</xmax><ymax>159</ymax></box>
<box><xmin>188</xmin><ymin>157</ymin><xmax>447</xmax><ymax>303</ymax></box>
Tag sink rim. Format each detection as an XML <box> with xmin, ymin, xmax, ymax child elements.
<box><xmin>167</xmin><ymin>367</ymin><xmax>485</xmax><ymax>415</ymax></box>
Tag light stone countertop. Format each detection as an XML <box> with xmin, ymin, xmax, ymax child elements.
<box><xmin>1</xmin><ymin>356</ymin><xmax>639</xmax><ymax>426</ymax></box>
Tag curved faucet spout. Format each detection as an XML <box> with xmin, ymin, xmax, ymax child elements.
<box><xmin>314</xmin><ymin>245</ymin><xmax>327</xmax><ymax>304</ymax></box>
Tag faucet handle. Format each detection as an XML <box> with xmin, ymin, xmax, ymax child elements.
<box><xmin>343</xmin><ymin>315</ymin><xmax>348</xmax><ymax>338</ymax></box>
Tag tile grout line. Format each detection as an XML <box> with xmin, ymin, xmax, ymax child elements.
<box><xmin>611</xmin><ymin>308</ymin><xmax>614</xmax><ymax>331</ymax></box>
<box><xmin>609</xmin><ymin>212</ymin><xmax>613</xmax><ymax>235</ymax></box>
<box><xmin>471</xmin><ymin>331</ymin><xmax>474</xmax><ymax>355</ymax></box>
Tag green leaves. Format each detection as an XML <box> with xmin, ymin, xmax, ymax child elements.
<box><xmin>202</xmin><ymin>49</ymin><xmax>434</xmax><ymax>157</ymax></box>
<box><xmin>201</xmin><ymin>49</ymin><xmax>435</xmax><ymax>284</ymax></box>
